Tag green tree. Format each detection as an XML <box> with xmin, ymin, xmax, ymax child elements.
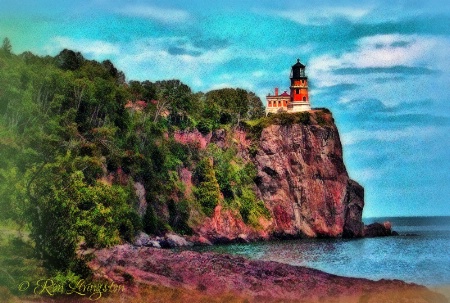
<box><xmin>203</xmin><ymin>88</ymin><xmax>262</xmax><ymax>125</ymax></box>
<box><xmin>168</xmin><ymin>199</ymin><xmax>192</xmax><ymax>235</ymax></box>
<box><xmin>26</xmin><ymin>153</ymin><xmax>139</xmax><ymax>272</ymax></box>
<box><xmin>55</xmin><ymin>49</ymin><xmax>85</xmax><ymax>71</ymax></box>
<box><xmin>246</xmin><ymin>91</ymin><xmax>265</xmax><ymax>119</ymax></box>
<box><xmin>155</xmin><ymin>79</ymin><xmax>192</xmax><ymax>112</ymax></box>
<box><xmin>102</xmin><ymin>59</ymin><xmax>125</xmax><ymax>84</ymax></box>
<box><xmin>193</xmin><ymin>158</ymin><xmax>220</xmax><ymax>216</ymax></box>
<box><xmin>128</xmin><ymin>80</ymin><xmax>145</xmax><ymax>101</ymax></box>
<box><xmin>2</xmin><ymin>37</ymin><xmax>12</xmax><ymax>54</ymax></box>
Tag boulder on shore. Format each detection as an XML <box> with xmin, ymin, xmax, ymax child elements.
<box><xmin>162</xmin><ymin>233</ymin><xmax>193</xmax><ymax>248</ymax></box>
<box><xmin>364</xmin><ymin>221</ymin><xmax>398</xmax><ymax>237</ymax></box>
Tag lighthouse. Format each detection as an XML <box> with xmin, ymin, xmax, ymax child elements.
<box><xmin>266</xmin><ymin>59</ymin><xmax>311</xmax><ymax>114</ymax></box>
<box><xmin>289</xmin><ymin>59</ymin><xmax>311</xmax><ymax>112</ymax></box>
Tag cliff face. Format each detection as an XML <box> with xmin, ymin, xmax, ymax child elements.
<box><xmin>170</xmin><ymin>111</ymin><xmax>365</xmax><ymax>241</ymax></box>
<box><xmin>253</xmin><ymin>121</ymin><xmax>364</xmax><ymax>238</ymax></box>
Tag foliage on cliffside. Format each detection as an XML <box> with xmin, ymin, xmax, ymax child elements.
<box><xmin>0</xmin><ymin>42</ymin><xmax>267</xmax><ymax>279</ymax></box>
<box><xmin>201</xmin><ymin>144</ymin><xmax>270</xmax><ymax>227</ymax></box>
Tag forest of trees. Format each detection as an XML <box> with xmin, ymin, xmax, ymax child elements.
<box><xmin>0</xmin><ymin>39</ymin><xmax>267</xmax><ymax>288</ymax></box>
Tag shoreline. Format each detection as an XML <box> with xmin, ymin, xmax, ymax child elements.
<box><xmin>85</xmin><ymin>244</ymin><xmax>447</xmax><ymax>303</ymax></box>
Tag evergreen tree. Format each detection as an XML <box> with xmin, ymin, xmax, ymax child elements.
<box><xmin>2</xmin><ymin>37</ymin><xmax>12</xmax><ymax>54</ymax></box>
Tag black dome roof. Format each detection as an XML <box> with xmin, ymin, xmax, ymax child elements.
<box><xmin>290</xmin><ymin>58</ymin><xmax>307</xmax><ymax>79</ymax></box>
<box><xmin>292</xmin><ymin>58</ymin><xmax>305</xmax><ymax>68</ymax></box>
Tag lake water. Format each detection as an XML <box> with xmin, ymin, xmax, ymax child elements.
<box><xmin>193</xmin><ymin>216</ymin><xmax>450</xmax><ymax>287</ymax></box>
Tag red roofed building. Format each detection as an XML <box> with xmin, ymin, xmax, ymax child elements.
<box><xmin>266</xmin><ymin>59</ymin><xmax>311</xmax><ymax>114</ymax></box>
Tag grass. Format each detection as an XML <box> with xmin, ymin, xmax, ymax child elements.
<box><xmin>0</xmin><ymin>221</ymin><xmax>46</xmax><ymax>302</ymax></box>
<box><xmin>243</xmin><ymin>118</ymin><xmax>263</xmax><ymax>127</ymax></box>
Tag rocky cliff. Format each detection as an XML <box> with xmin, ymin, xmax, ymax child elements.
<box><xmin>167</xmin><ymin>110</ymin><xmax>365</xmax><ymax>242</ymax></box>
<box><xmin>252</xmin><ymin>114</ymin><xmax>364</xmax><ymax>238</ymax></box>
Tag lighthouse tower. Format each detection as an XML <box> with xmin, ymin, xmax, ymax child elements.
<box><xmin>265</xmin><ymin>59</ymin><xmax>312</xmax><ymax>115</ymax></box>
<box><xmin>288</xmin><ymin>59</ymin><xmax>311</xmax><ymax>112</ymax></box>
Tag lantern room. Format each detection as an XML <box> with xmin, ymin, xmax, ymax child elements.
<box><xmin>290</xmin><ymin>59</ymin><xmax>306</xmax><ymax>79</ymax></box>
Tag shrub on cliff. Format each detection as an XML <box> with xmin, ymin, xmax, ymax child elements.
<box><xmin>315</xmin><ymin>111</ymin><xmax>326</xmax><ymax>126</ymax></box>
<box><xmin>315</xmin><ymin>107</ymin><xmax>331</xmax><ymax>114</ymax></box>
<box><xmin>199</xmin><ymin>143</ymin><xmax>271</xmax><ymax>227</ymax></box>
<box><xmin>238</xmin><ymin>188</ymin><xmax>271</xmax><ymax>227</ymax></box>
<box><xmin>196</xmin><ymin>119</ymin><xmax>213</xmax><ymax>135</ymax></box>
<box><xmin>296</xmin><ymin>112</ymin><xmax>310</xmax><ymax>124</ymax></box>
<box><xmin>278</xmin><ymin>112</ymin><xmax>297</xmax><ymax>125</ymax></box>
<box><xmin>143</xmin><ymin>204</ymin><xmax>159</xmax><ymax>235</ymax></box>
<box><xmin>193</xmin><ymin>158</ymin><xmax>221</xmax><ymax>216</ymax></box>
<box><xmin>243</xmin><ymin>112</ymin><xmax>310</xmax><ymax>141</ymax></box>
<box><xmin>168</xmin><ymin>199</ymin><xmax>193</xmax><ymax>235</ymax></box>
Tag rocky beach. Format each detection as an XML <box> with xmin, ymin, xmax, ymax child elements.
<box><xmin>83</xmin><ymin>244</ymin><xmax>448</xmax><ymax>303</ymax></box>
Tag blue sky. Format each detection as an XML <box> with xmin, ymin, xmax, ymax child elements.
<box><xmin>1</xmin><ymin>0</ymin><xmax>449</xmax><ymax>217</ymax></box>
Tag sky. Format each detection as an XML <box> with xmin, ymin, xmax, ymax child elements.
<box><xmin>1</xmin><ymin>0</ymin><xmax>449</xmax><ymax>217</ymax></box>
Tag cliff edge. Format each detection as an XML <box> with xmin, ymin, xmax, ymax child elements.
<box><xmin>252</xmin><ymin>112</ymin><xmax>364</xmax><ymax>238</ymax></box>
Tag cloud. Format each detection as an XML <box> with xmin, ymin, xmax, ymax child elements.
<box><xmin>379</xmin><ymin>113</ymin><xmax>450</xmax><ymax>126</ymax></box>
<box><xmin>334</xmin><ymin>66</ymin><xmax>438</xmax><ymax>75</ymax></box>
<box><xmin>341</xmin><ymin>126</ymin><xmax>439</xmax><ymax>146</ymax></box>
<box><xmin>167</xmin><ymin>46</ymin><xmax>202</xmax><ymax>57</ymax></box>
<box><xmin>191</xmin><ymin>37</ymin><xmax>230</xmax><ymax>51</ymax></box>
<box><xmin>118</xmin><ymin>5</ymin><xmax>190</xmax><ymax>24</ymax></box>
<box><xmin>341</xmin><ymin>98</ymin><xmax>390</xmax><ymax>113</ymax></box>
<box><xmin>307</xmin><ymin>34</ymin><xmax>450</xmax><ymax>108</ymax></box>
<box><xmin>352</xmin><ymin>14</ymin><xmax>450</xmax><ymax>37</ymax></box>
<box><xmin>119</xmin><ymin>36</ymin><xmax>231</xmax><ymax>64</ymax></box>
<box><xmin>114</xmin><ymin>36</ymin><xmax>235</xmax><ymax>89</ymax></box>
<box><xmin>115</xmin><ymin>33</ymin><xmax>316</xmax><ymax>95</ymax></box>
<box><xmin>311</xmin><ymin>34</ymin><xmax>439</xmax><ymax>74</ymax></box>
<box><xmin>352</xmin><ymin>168</ymin><xmax>382</xmax><ymax>182</ymax></box>
<box><xmin>275</xmin><ymin>6</ymin><xmax>372</xmax><ymax>25</ymax></box>
<box><xmin>326</xmin><ymin>83</ymin><xmax>359</xmax><ymax>92</ymax></box>
<box><xmin>45</xmin><ymin>36</ymin><xmax>120</xmax><ymax>58</ymax></box>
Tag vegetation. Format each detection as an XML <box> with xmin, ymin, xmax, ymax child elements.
<box><xmin>0</xmin><ymin>38</ymin><xmax>269</xmax><ymax>290</ymax></box>
<box><xmin>199</xmin><ymin>144</ymin><xmax>270</xmax><ymax>227</ymax></box>
<box><xmin>243</xmin><ymin>111</ymin><xmax>311</xmax><ymax>140</ymax></box>
<box><xmin>193</xmin><ymin>158</ymin><xmax>221</xmax><ymax>216</ymax></box>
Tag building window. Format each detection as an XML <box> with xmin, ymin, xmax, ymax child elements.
<box><xmin>302</xmin><ymin>79</ymin><xmax>304</xmax><ymax>84</ymax></box>
<box><xmin>303</xmin><ymin>97</ymin><xmax>306</xmax><ymax>101</ymax></box>
<box><xmin>296</xmin><ymin>88</ymin><xmax>299</xmax><ymax>94</ymax></box>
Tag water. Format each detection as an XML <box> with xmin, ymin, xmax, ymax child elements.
<box><xmin>193</xmin><ymin>216</ymin><xmax>450</xmax><ymax>286</ymax></box>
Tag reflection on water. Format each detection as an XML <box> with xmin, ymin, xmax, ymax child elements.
<box><xmin>192</xmin><ymin>216</ymin><xmax>450</xmax><ymax>286</ymax></box>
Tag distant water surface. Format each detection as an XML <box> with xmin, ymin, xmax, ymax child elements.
<box><xmin>192</xmin><ymin>216</ymin><xmax>450</xmax><ymax>286</ymax></box>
